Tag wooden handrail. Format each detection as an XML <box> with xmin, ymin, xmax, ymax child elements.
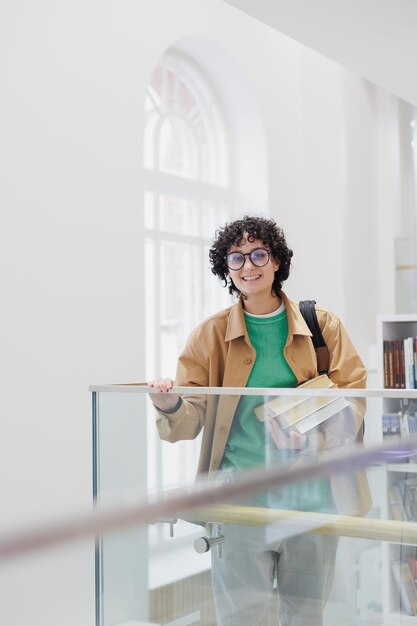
<box><xmin>2</xmin><ymin>436</ymin><xmax>417</xmax><ymax>561</ymax></box>
<box><xmin>187</xmin><ymin>505</ymin><xmax>417</xmax><ymax>544</ymax></box>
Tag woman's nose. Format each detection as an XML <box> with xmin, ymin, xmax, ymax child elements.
<box><xmin>243</xmin><ymin>254</ymin><xmax>254</xmax><ymax>268</ymax></box>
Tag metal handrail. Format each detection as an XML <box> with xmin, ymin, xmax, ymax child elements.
<box><xmin>89</xmin><ymin>383</ymin><xmax>417</xmax><ymax>398</ymax></box>
<box><xmin>1</xmin><ymin>435</ymin><xmax>417</xmax><ymax>562</ymax></box>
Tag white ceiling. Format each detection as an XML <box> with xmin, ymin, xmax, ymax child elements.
<box><xmin>222</xmin><ymin>0</ymin><xmax>417</xmax><ymax>106</ymax></box>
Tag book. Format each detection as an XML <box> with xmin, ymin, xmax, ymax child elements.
<box><xmin>254</xmin><ymin>374</ymin><xmax>349</xmax><ymax>435</ymax></box>
<box><xmin>383</xmin><ymin>336</ymin><xmax>417</xmax><ymax>389</ymax></box>
<box><xmin>254</xmin><ymin>374</ymin><xmax>335</xmax><ymax>419</ymax></box>
<box><xmin>382</xmin><ymin>412</ymin><xmax>401</xmax><ymax>437</ymax></box>
<box><xmin>400</xmin><ymin>412</ymin><xmax>411</xmax><ymax>438</ymax></box>
<box><xmin>407</xmin><ymin>556</ymin><xmax>417</xmax><ymax>586</ymax></box>
<box><xmin>413</xmin><ymin>337</ymin><xmax>417</xmax><ymax>389</ymax></box>
<box><xmin>289</xmin><ymin>397</ymin><xmax>351</xmax><ymax>435</ymax></box>
<box><xmin>391</xmin><ymin>559</ymin><xmax>414</xmax><ymax>615</ymax></box>
<box><xmin>401</xmin><ymin>561</ymin><xmax>417</xmax><ymax>614</ymax></box>
<box><xmin>404</xmin><ymin>337</ymin><xmax>416</xmax><ymax>390</ymax></box>
<box><xmin>388</xmin><ymin>484</ymin><xmax>404</xmax><ymax>521</ymax></box>
<box><xmin>388</xmin><ymin>340</ymin><xmax>394</xmax><ymax>388</ymax></box>
<box><xmin>383</xmin><ymin>340</ymin><xmax>389</xmax><ymax>388</ymax></box>
<box><xmin>388</xmin><ymin>477</ymin><xmax>417</xmax><ymax>522</ymax></box>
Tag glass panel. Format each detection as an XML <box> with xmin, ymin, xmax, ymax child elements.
<box><xmin>94</xmin><ymin>391</ymin><xmax>149</xmax><ymax>625</ymax></box>
<box><xmin>90</xmin><ymin>386</ymin><xmax>417</xmax><ymax>626</ymax></box>
<box><xmin>7</xmin><ymin>388</ymin><xmax>417</xmax><ymax>626</ymax></box>
<box><xmin>9</xmin><ymin>388</ymin><xmax>417</xmax><ymax>626</ymax></box>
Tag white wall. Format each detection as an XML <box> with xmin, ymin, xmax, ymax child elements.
<box><xmin>0</xmin><ymin>0</ymin><xmax>407</xmax><ymax>624</ymax></box>
<box><xmin>222</xmin><ymin>0</ymin><xmax>417</xmax><ymax>108</ymax></box>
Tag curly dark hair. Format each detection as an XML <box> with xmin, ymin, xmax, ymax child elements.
<box><xmin>208</xmin><ymin>215</ymin><xmax>293</xmax><ymax>298</ymax></box>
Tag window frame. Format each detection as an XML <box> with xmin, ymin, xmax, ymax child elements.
<box><xmin>143</xmin><ymin>49</ymin><xmax>234</xmax><ymax>545</ymax></box>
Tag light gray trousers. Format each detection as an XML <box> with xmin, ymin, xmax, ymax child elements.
<box><xmin>211</xmin><ymin>523</ymin><xmax>338</xmax><ymax>626</ymax></box>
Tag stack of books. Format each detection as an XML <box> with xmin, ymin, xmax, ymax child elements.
<box><xmin>383</xmin><ymin>338</ymin><xmax>417</xmax><ymax>389</ymax></box>
<box><xmin>254</xmin><ymin>374</ymin><xmax>349</xmax><ymax>435</ymax></box>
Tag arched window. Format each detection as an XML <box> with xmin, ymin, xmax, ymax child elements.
<box><xmin>144</xmin><ymin>49</ymin><xmax>232</xmax><ymax>498</ymax></box>
<box><xmin>144</xmin><ymin>52</ymin><xmax>229</xmax><ymax>185</ymax></box>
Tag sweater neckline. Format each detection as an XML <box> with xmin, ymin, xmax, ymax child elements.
<box><xmin>244</xmin><ymin>300</ymin><xmax>285</xmax><ymax>319</ymax></box>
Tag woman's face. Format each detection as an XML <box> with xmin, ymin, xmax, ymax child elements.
<box><xmin>226</xmin><ymin>236</ymin><xmax>279</xmax><ymax>299</ymax></box>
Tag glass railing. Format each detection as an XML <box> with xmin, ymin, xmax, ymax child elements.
<box><xmin>2</xmin><ymin>386</ymin><xmax>417</xmax><ymax>626</ymax></box>
<box><xmin>89</xmin><ymin>384</ymin><xmax>417</xmax><ymax>626</ymax></box>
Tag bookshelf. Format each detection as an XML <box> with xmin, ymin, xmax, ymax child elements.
<box><xmin>377</xmin><ymin>314</ymin><xmax>417</xmax><ymax>623</ymax></box>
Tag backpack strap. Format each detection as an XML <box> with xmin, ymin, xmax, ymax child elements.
<box><xmin>299</xmin><ymin>300</ymin><xmax>330</xmax><ymax>375</ymax></box>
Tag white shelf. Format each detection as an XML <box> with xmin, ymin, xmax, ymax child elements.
<box><xmin>386</xmin><ymin>612</ymin><xmax>417</xmax><ymax>624</ymax></box>
<box><xmin>387</xmin><ymin>463</ymin><xmax>417</xmax><ymax>472</ymax></box>
<box><xmin>117</xmin><ymin>621</ymin><xmax>161</xmax><ymax>626</ymax></box>
<box><xmin>378</xmin><ymin>314</ymin><xmax>417</xmax><ymax>323</ymax></box>
<box><xmin>378</xmin><ymin>314</ymin><xmax>417</xmax><ymax>624</ymax></box>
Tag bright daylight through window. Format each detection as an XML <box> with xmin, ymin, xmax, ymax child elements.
<box><xmin>144</xmin><ymin>50</ymin><xmax>232</xmax><ymax>515</ymax></box>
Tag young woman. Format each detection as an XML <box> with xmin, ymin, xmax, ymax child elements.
<box><xmin>149</xmin><ymin>215</ymin><xmax>369</xmax><ymax>626</ymax></box>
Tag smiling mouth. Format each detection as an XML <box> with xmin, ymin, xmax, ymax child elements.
<box><xmin>242</xmin><ymin>275</ymin><xmax>261</xmax><ymax>281</ymax></box>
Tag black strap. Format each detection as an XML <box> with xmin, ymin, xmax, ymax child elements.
<box><xmin>299</xmin><ymin>300</ymin><xmax>365</xmax><ymax>437</ymax></box>
<box><xmin>299</xmin><ymin>300</ymin><xmax>330</xmax><ymax>375</ymax></box>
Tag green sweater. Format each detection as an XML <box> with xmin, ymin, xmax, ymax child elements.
<box><xmin>220</xmin><ymin>307</ymin><xmax>332</xmax><ymax>512</ymax></box>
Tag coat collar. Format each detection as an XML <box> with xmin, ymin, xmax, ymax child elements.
<box><xmin>224</xmin><ymin>298</ymin><xmax>247</xmax><ymax>342</ymax></box>
<box><xmin>224</xmin><ymin>290</ymin><xmax>312</xmax><ymax>342</ymax></box>
<box><xmin>280</xmin><ymin>291</ymin><xmax>313</xmax><ymax>338</ymax></box>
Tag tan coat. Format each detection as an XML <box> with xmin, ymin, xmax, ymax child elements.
<box><xmin>156</xmin><ymin>291</ymin><xmax>371</xmax><ymax>515</ymax></box>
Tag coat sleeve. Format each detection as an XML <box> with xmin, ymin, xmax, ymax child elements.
<box><xmin>155</xmin><ymin>328</ymin><xmax>209</xmax><ymax>443</ymax></box>
<box><xmin>318</xmin><ymin>310</ymin><xmax>367</xmax><ymax>446</ymax></box>
<box><xmin>322</xmin><ymin>313</ymin><xmax>367</xmax><ymax>390</ymax></box>
<box><xmin>315</xmin><ymin>310</ymin><xmax>372</xmax><ymax>516</ymax></box>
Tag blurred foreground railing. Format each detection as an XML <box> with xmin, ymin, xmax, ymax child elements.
<box><xmin>1</xmin><ymin>434</ymin><xmax>417</xmax><ymax>562</ymax></box>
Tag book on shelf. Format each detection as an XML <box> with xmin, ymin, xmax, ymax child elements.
<box><xmin>383</xmin><ymin>337</ymin><xmax>417</xmax><ymax>389</ymax></box>
<box><xmin>388</xmin><ymin>484</ymin><xmax>403</xmax><ymax>521</ymax></box>
<box><xmin>254</xmin><ymin>374</ymin><xmax>349</xmax><ymax>435</ymax></box>
<box><xmin>401</xmin><ymin>561</ymin><xmax>417</xmax><ymax>615</ymax></box>
<box><xmin>407</xmin><ymin>557</ymin><xmax>417</xmax><ymax>587</ymax></box>
<box><xmin>388</xmin><ymin>477</ymin><xmax>417</xmax><ymax>522</ymax></box>
<box><xmin>382</xmin><ymin>413</ymin><xmax>401</xmax><ymax>438</ymax></box>
<box><xmin>382</xmin><ymin>403</ymin><xmax>417</xmax><ymax>458</ymax></box>
<box><xmin>391</xmin><ymin>559</ymin><xmax>416</xmax><ymax>616</ymax></box>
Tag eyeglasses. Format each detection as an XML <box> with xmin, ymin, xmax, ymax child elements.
<box><xmin>226</xmin><ymin>248</ymin><xmax>271</xmax><ymax>271</ymax></box>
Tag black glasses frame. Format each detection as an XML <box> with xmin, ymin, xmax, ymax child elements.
<box><xmin>225</xmin><ymin>248</ymin><xmax>271</xmax><ymax>271</ymax></box>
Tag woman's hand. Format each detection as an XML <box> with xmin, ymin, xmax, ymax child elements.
<box><xmin>265</xmin><ymin>417</ymin><xmax>308</xmax><ymax>450</ymax></box>
<box><xmin>148</xmin><ymin>378</ymin><xmax>180</xmax><ymax>412</ymax></box>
